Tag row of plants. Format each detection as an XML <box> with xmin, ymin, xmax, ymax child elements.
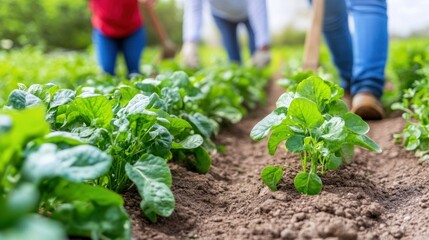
<box><xmin>0</xmin><ymin>106</ymin><xmax>130</xmax><ymax>239</ymax></box>
<box><xmin>0</xmin><ymin>66</ymin><xmax>269</xmax><ymax>239</ymax></box>
<box><xmin>392</xmin><ymin>63</ymin><xmax>429</xmax><ymax>162</ymax></box>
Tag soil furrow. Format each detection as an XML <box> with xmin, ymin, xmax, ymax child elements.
<box><xmin>125</xmin><ymin>80</ymin><xmax>429</xmax><ymax>240</ymax></box>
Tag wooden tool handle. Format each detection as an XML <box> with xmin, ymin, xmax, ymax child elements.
<box><xmin>303</xmin><ymin>0</ymin><xmax>325</xmax><ymax>72</ymax></box>
<box><xmin>141</xmin><ymin>3</ymin><xmax>169</xmax><ymax>47</ymax></box>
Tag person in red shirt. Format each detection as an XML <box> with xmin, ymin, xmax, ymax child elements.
<box><xmin>89</xmin><ymin>0</ymin><xmax>155</xmax><ymax>77</ymax></box>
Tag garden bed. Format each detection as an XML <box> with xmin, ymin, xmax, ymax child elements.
<box><xmin>126</xmin><ymin>80</ymin><xmax>429</xmax><ymax>240</ymax></box>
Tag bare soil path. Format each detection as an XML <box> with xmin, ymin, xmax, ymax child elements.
<box><xmin>124</xmin><ymin>79</ymin><xmax>429</xmax><ymax>240</ymax></box>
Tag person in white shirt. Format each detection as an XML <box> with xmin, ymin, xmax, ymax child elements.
<box><xmin>182</xmin><ymin>0</ymin><xmax>271</xmax><ymax>68</ymax></box>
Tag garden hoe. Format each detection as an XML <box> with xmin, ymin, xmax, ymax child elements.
<box><xmin>140</xmin><ymin>3</ymin><xmax>177</xmax><ymax>60</ymax></box>
<box><xmin>303</xmin><ymin>0</ymin><xmax>325</xmax><ymax>72</ymax></box>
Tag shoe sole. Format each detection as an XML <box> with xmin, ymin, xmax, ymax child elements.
<box><xmin>353</xmin><ymin>105</ymin><xmax>384</xmax><ymax>120</ymax></box>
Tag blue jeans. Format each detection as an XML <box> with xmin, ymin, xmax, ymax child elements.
<box><xmin>212</xmin><ymin>15</ymin><xmax>256</xmax><ymax>64</ymax></box>
<box><xmin>92</xmin><ymin>27</ymin><xmax>146</xmax><ymax>76</ymax></box>
<box><xmin>322</xmin><ymin>0</ymin><xmax>388</xmax><ymax>98</ymax></box>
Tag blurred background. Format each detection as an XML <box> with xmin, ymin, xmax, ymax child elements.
<box><xmin>2</xmin><ymin>0</ymin><xmax>429</xmax><ymax>50</ymax></box>
<box><xmin>1</xmin><ymin>0</ymin><xmax>428</xmax><ymax>107</ymax></box>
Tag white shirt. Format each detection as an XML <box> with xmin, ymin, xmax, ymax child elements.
<box><xmin>183</xmin><ymin>0</ymin><xmax>270</xmax><ymax>49</ymax></box>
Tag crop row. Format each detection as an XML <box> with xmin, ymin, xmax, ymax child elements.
<box><xmin>0</xmin><ymin>65</ymin><xmax>268</xmax><ymax>239</ymax></box>
<box><xmin>392</xmin><ymin>46</ymin><xmax>429</xmax><ymax>161</ymax></box>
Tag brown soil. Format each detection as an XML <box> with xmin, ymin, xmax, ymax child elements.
<box><xmin>123</xmin><ymin>80</ymin><xmax>429</xmax><ymax>240</ymax></box>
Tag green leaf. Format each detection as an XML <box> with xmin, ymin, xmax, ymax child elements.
<box><xmin>6</xmin><ymin>90</ymin><xmax>43</xmax><ymax>110</ymax></box>
<box><xmin>116</xmin><ymin>85</ymin><xmax>141</xmax><ymax>107</ymax></box>
<box><xmin>0</xmin><ymin>215</ymin><xmax>66</xmax><ymax>240</ymax></box>
<box><xmin>213</xmin><ymin>106</ymin><xmax>243</xmax><ymax>123</ymax></box>
<box><xmin>51</xmin><ymin>202</ymin><xmax>130</xmax><ymax>240</ymax></box>
<box><xmin>42</xmin><ymin>131</ymin><xmax>84</xmax><ymax>146</ymax></box>
<box><xmin>50</xmin><ymin>89</ymin><xmax>75</xmax><ymax>108</ymax></box>
<box><xmin>52</xmin><ymin>181</ymin><xmax>124</xmax><ymax>206</ymax></box>
<box><xmin>191</xmin><ymin>146</ymin><xmax>211</xmax><ymax>173</ymax></box>
<box><xmin>23</xmin><ymin>144</ymin><xmax>112</xmax><ymax>183</ymax></box>
<box><xmin>139</xmin><ymin>181</ymin><xmax>175</xmax><ymax>220</ymax></box>
<box><xmin>166</xmin><ymin>118</ymin><xmax>192</xmax><ymax>136</ymax></box>
<box><xmin>286</xmin><ymin>135</ymin><xmax>305</xmax><ymax>152</ymax></box>
<box><xmin>0</xmin><ymin>183</ymin><xmax>39</xmax><ymax>227</ymax></box>
<box><xmin>327</xmin><ymin>155</ymin><xmax>342</xmax><ymax>170</ymax></box>
<box><xmin>319</xmin><ymin>117</ymin><xmax>346</xmax><ymax>141</ymax></box>
<box><xmin>343</xmin><ymin>112</ymin><xmax>369</xmax><ymax>134</ymax></box>
<box><xmin>324</xmin><ymin>79</ymin><xmax>344</xmax><ymax>101</ymax></box>
<box><xmin>261</xmin><ymin>166</ymin><xmax>283</xmax><ymax>191</ymax></box>
<box><xmin>328</xmin><ymin>99</ymin><xmax>349</xmax><ymax>114</ymax></box>
<box><xmin>171</xmin><ymin>71</ymin><xmax>191</xmax><ymax>88</ymax></box>
<box><xmin>134</xmin><ymin>81</ymin><xmax>161</xmax><ymax>95</ymax></box>
<box><xmin>27</xmin><ymin>84</ymin><xmax>46</xmax><ymax>101</ymax></box>
<box><xmin>147</xmin><ymin>124</ymin><xmax>173</xmax><ymax>158</ymax></box>
<box><xmin>294</xmin><ymin>172</ymin><xmax>323</xmax><ymax>195</ymax></box>
<box><xmin>161</xmin><ymin>87</ymin><xmax>183</xmax><ymax>110</ymax></box>
<box><xmin>127</xmin><ymin>154</ymin><xmax>172</xmax><ymax>187</ymax></box>
<box><xmin>125</xmin><ymin>154</ymin><xmax>175</xmax><ymax>221</ymax></box>
<box><xmin>341</xmin><ymin>144</ymin><xmax>355</xmax><ymax>164</ymax></box>
<box><xmin>296</xmin><ymin>76</ymin><xmax>331</xmax><ymax>108</ymax></box>
<box><xmin>276</xmin><ymin>92</ymin><xmax>294</xmax><ymax>108</ymax></box>
<box><xmin>287</xmin><ymin>98</ymin><xmax>323</xmax><ymax>129</ymax></box>
<box><xmin>267</xmin><ymin>125</ymin><xmax>290</xmax><ymax>155</ymax></box>
<box><xmin>346</xmin><ymin>134</ymin><xmax>382</xmax><ymax>153</ymax></box>
<box><xmin>0</xmin><ymin>107</ymin><xmax>50</xmax><ymax>175</ymax></box>
<box><xmin>187</xmin><ymin>113</ymin><xmax>214</xmax><ymax>139</ymax></box>
<box><xmin>250</xmin><ymin>107</ymin><xmax>288</xmax><ymax>141</ymax></box>
<box><xmin>73</xmin><ymin>95</ymin><xmax>113</xmax><ymax>128</ymax></box>
<box><xmin>119</xmin><ymin>94</ymin><xmax>151</xmax><ymax>117</ymax></box>
<box><xmin>403</xmin><ymin>125</ymin><xmax>422</xmax><ymax>150</ymax></box>
<box><xmin>172</xmin><ymin>134</ymin><xmax>204</xmax><ymax>149</ymax></box>
<box><xmin>405</xmin><ymin>135</ymin><xmax>420</xmax><ymax>150</ymax></box>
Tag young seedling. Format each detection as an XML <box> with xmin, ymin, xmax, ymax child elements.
<box><xmin>251</xmin><ymin>76</ymin><xmax>381</xmax><ymax>195</ymax></box>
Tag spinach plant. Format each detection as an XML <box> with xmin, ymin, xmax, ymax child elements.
<box><xmin>251</xmin><ymin>76</ymin><xmax>381</xmax><ymax>195</ymax></box>
<box><xmin>392</xmin><ymin>70</ymin><xmax>429</xmax><ymax>161</ymax></box>
<box><xmin>4</xmin><ymin>66</ymin><xmax>270</xmax><ymax>223</ymax></box>
<box><xmin>0</xmin><ymin>106</ymin><xmax>131</xmax><ymax>239</ymax></box>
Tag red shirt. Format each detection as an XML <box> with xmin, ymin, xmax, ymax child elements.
<box><xmin>89</xmin><ymin>0</ymin><xmax>143</xmax><ymax>38</ymax></box>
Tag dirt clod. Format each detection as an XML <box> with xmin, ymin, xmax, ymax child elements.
<box><xmin>280</xmin><ymin>228</ymin><xmax>296</xmax><ymax>240</ymax></box>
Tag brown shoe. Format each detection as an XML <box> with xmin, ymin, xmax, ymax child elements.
<box><xmin>351</xmin><ymin>93</ymin><xmax>385</xmax><ymax>120</ymax></box>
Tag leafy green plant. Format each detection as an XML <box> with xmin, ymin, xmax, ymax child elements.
<box><xmin>0</xmin><ymin>106</ymin><xmax>131</xmax><ymax>239</ymax></box>
<box><xmin>392</xmin><ymin>68</ymin><xmax>429</xmax><ymax>161</ymax></box>
<box><xmin>251</xmin><ymin>76</ymin><xmax>381</xmax><ymax>195</ymax></box>
<box><xmin>389</xmin><ymin>40</ymin><xmax>429</xmax><ymax>96</ymax></box>
<box><xmin>4</xmin><ymin>59</ymin><xmax>270</xmax><ymax>223</ymax></box>
<box><xmin>5</xmin><ymin>84</ymin><xmax>181</xmax><ymax>222</ymax></box>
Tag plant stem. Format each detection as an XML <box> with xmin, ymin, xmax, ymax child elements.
<box><xmin>302</xmin><ymin>151</ymin><xmax>307</xmax><ymax>172</ymax></box>
<box><xmin>310</xmin><ymin>153</ymin><xmax>318</xmax><ymax>173</ymax></box>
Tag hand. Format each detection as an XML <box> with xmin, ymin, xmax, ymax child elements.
<box><xmin>252</xmin><ymin>46</ymin><xmax>271</xmax><ymax>68</ymax></box>
<box><xmin>139</xmin><ymin>0</ymin><xmax>156</xmax><ymax>8</ymax></box>
<box><xmin>182</xmin><ymin>42</ymin><xmax>200</xmax><ymax>69</ymax></box>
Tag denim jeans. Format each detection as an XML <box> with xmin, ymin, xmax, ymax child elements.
<box><xmin>92</xmin><ymin>27</ymin><xmax>146</xmax><ymax>76</ymax></box>
<box><xmin>322</xmin><ymin>0</ymin><xmax>388</xmax><ymax>98</ymax></box>
<box><xmin>212</xmin><ymin>15</ymin><xmax>256</xmax><ymax>64</ymax></box>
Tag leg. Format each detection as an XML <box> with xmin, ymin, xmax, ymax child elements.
<box><xmin>122</xmin><ymin>27</ymin><xmax>146</xmax><ymax>75</ymax></box>
<box><xmin>212</xmin><ymin>15</ymin><xmax>242</xmax><ymax>64</ymax></box>
<box><xmin>322</xmin><ymin>0</ymin><xmax>353</xmax><ymax>92</ymax></box>
<box><xmin>92</xmin><ymin>29</ymin><xmax>118</xmax><ymax>75</ymax></box>
<box><xmin>348</xmin><ymin>0</ymin><xmax>388</xmax><ymax>98</ymax></box>
<box><xmin>243</xmin><ymin>19</ymin><xmax>256</xmax><ymax>56</ymax></box>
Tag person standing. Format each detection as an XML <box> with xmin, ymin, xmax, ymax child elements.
<box><xmin>182</xmin><ymin>0</ymin><xmax>271</xmax><ymax>69</ymax></box>
<box><xmin>321</xmin><ymin>0</ymin><xmax>388</xmax><ymax>119</ymax></box>
<box><xmin>89</xmin><ymin>0</ymin><xmax>155</xmax><ymax>77</ymax></box>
